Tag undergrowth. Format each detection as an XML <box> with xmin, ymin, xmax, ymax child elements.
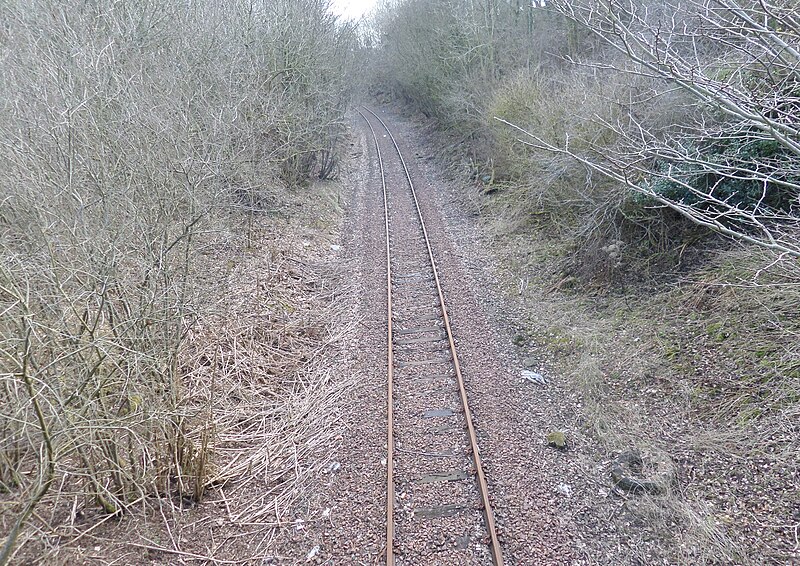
<box><xmin>0</xmin><ymin>0</ymin><xmax>358</xmax><ymax>562</ymax></box>
<box><xmin>490</xmin><ymin>221</ymin><xmax>798</xmax><ymax>562</ymax></box>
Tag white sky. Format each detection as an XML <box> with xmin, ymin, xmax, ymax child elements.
<box><xmin>331</xmin><ymin>0</ymin><xmax>378</xmax><ymax>21</ymax></box>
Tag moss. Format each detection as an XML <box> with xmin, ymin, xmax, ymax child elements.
<box><xmin>706</xmin><ymin>321</ymin><xmax>730</xmax><ymax>342</ymax></box>
<box><xmin>546</xmin><ymin>431</ymin><xmax>567</xmax><ymax>449</ymax></box>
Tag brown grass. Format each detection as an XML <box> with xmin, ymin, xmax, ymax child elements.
<box><xmin>3</xmin><ymin>180</ymin><xmax>354</xmax><ymax>564</ymax></box>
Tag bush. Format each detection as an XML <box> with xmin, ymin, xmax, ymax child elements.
<box><xmin>0</xmin><ymin>0</ymin><xmax>356</xmax><ymax>559</ymax></box>
<box><xmin>643</xmin><ymin>135</ymin><xmax>800</xmax><ymax>211</ymax></box>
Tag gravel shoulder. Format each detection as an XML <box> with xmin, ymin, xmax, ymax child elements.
<box><xmin>367</xmin><ymin>108</ymin><xmax>582</xmax><ymax>565</ymax></box>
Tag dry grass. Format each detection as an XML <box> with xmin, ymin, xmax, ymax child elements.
<box><xmin>184</xmin><ymin>217</ymin><xmax>353</xmax><ymax>528</ymax></box>
<box><xmin>493</xmin><ymin>229</ymin><xmax>799</xmax><ymax>563</ymax></box>
<box><xmin>3</xmin><ymin>181</ymin><xmax>355</xmax><ymax>564</ymax></box>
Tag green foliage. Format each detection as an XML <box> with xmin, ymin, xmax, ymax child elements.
<box><xmin>642</xmin><ymin>135</ymin><xmax>800</xmax><ymax>211</ymax></box>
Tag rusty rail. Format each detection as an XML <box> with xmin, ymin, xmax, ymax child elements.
<box><xmin>355</xmin><ymin>107</ymin><xmax>396</xmax><ymax>565</ymax></box>
<box><xmin>359</xmin><ymin>107</ymin><xmax>504</xmax><ymax>566</ymax></box>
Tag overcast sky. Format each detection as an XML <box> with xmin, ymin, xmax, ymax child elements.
<box><xmin>331</xmin><ymin>0</ymin><xmax>377</xmax><ymax>20</ymax></box>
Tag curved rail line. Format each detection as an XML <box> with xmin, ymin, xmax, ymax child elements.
<box><xmin>357</xmin><ymin>107</ymin><xmax>503</xmax><ymax>566</ymax></box>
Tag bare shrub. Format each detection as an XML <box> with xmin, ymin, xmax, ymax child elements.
<box><xmin>521</xmin><ymin>0</ymin><xmax>800</xmax><ymax>258</ymax></box>
<box><xmin>0</xmin><ymin>0</ymin><xmax>356</xmax><ymax>561</ymax></box>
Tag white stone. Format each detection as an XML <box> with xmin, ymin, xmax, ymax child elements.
<box><xmin>521</xmin><ymin>370</ymin><xmax>546</xmax><ymax>385</ymax></box>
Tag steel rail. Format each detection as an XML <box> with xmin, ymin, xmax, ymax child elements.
<box><xmin>361</xmin><ymin>107</ymin><xmax>504</xmax><ymax>566</ymax></box>
<box><xmin>355</xmin><ymin>108</ymin><xmax>396</xmax><ymax>566</ymax></box>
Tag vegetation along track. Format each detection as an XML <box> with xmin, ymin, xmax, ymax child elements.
<box><xmin>357</xmin><ymin>107</ymin><xmax>503</xmax><ymax>566</ymax></box>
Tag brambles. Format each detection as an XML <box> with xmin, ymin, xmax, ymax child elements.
<box><xmin>641</xmin><ymin>133</ymin><xmax>799</xmax><ymax>211</ymax></box>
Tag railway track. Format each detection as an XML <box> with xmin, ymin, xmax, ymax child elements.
<box><xmin>357</xmin><ymin>107</ymin><xmax>503</xmax><ymax>566</ymax></box>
